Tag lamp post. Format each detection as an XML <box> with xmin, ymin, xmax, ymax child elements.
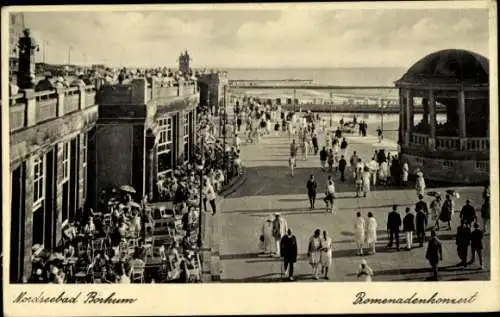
<box><xmin>197</xmin><ymin>136</ymin><xmax>205</xmax><ymax>248</ymax></box>
<box><xmin>329</xmin><ymin>91</ymin><xmax>333</xmax><ymax>128</ymax></box>
<box><xmin>293</xmin><ymin>89</ymin><xmax>297</xmax><ymax>112</ymax></box>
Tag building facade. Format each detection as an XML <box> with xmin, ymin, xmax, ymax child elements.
<box><xmin>93</xmin><ymin>78</ymin><xmax>199</xmax><ymax>207</ymax></box>
<box><xmin>9</xmin><ymin>13</ymin><xmax>25</xmax><ymax>78</ymax></box>
<box><xmin>396</xmin><ymin>49</ymin><xmax>489</xmax><ymax>183</ymax></box>
<box><xmin>9</xmin><ymin>84</ymin><xmax>98</xmax><ymax>282</ymax></box>
<box><xmin>197</xmin><ymin>72</ymin><xmax>229</xmax><ymax>114</ymax></box>
<box><xmin>179</xmin><ymin>50</ymin><xmax>191</xmax><ymax>75</ymax></box>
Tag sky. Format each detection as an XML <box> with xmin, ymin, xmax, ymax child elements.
<box><xmin>11</xmin><ymin>6</ymin><xmax>490</xmax><ymax>69</ymax></box>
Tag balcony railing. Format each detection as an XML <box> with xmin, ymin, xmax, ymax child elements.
<box><xmin>410</xmin><ymin>133</ymin><xmax>428</xmax><ymax>147</ymax></box>
<box><xmin>435</xmin><ymin>136</ymin><xmax>460</xmax><ymax>151</ymax></box>
<box><xmin>408</xmin><ymin>133</ymin><xmax>489</xmax><ymax>153</ymax></box>
<box><xmin>465</xmin><ymin>138</ymin><xmax>489</xmax><ymax>152</ymax></box>
<box><xmin>64</xmin><ymin>87</ymin><xmax>80</xmax><ymax>115</ymax></box>
<box><xmin>9</xmin><ymin>85</ymin><xmax>97</xmax><ymax>132</ymax></box>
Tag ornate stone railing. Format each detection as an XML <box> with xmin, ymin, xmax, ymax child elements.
<box><xmin>8</xmin><ymin>85</ymin><xmax>97</xmax><ymax>132</ymax></box>
<box><xmin>465</xmin><ymin>137</ymin><xmax>489</xmax><ymax>152</ymax></box>
<box><xmin>435</xmin><ymin>136</ymin><xmax>461</xmax><ymax>151</ymax></box>
<box><xmin>410</xmin><ymin>132</ymin><xmax>428</xmax><ymax>147</ymax></box>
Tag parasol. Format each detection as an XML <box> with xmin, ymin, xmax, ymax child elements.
<box><xmin>446</xmin><ymin>189</ymin><xmax>460</xmax><ymax>199</ymax></box>
<box><xmin>120</xmin><ymin>185</ymin><xmax>136</xmax><ymax>194</ymax></box>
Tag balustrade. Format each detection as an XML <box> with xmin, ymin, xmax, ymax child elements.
<box><xmin>9</xmin><ymin>85</ymin><xmax>97</xmax><ymax>132</ymax></box>
<box><xmin>410</xmin><ymin>133</ymin><xmax>429</xmax><ymax>147</ymax></box>
<box><xmin>64</xmin><ymin>87</ymin><xmax>80</xmax><ymax>114</ymax></box>
<box><xmin>465</xmin><ymin>138</ymin><xmax>489</xmax><ymax>152</ymax></box>
<box><xmin>435</xmin><ymin>136</ymin><xmax>460</xmax><ymax>151</ymax></box>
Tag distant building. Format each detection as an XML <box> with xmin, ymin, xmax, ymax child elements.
<box><xmin>179</xmin><ymin>50</ymin><xmax>191</xmax><ymax>75</ymax></box>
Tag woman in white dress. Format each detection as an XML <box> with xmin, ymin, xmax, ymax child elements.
<box><xmin>402</xmin><ymin>161</ymin><xmax>409</xmax><ymax>186</ymax></box>
<box><xmin>416</xmin><ymin>170</ymin><xmax>426</xmax><ymax>197</ymax></box>
<box><xmin>362</xmin><ymin>167</ymin><xmax>371</xmax><ymax>198</ymax></box>
<box><xmin>260</xmin><ymin>215</ymin><xmax>274</xmax><ymax>255</ymax></box>
<box><xmin>366</xmin><ymin>212</ymin><xmax>378</xmax><ymax>255</ymax></box>
<box><xmin>357</xmin><ymin>259</ymin><xmax>374</xmax><ymax>282</ymax></box>
<box><xmin>379</xmin><ymin>161</ymin><xmax>389</xmax><ymax>185</ymax></box>
<box><xmin>307</xmin><ymin>229</ymin><xmax>322</xmax><ymax>280</ymax></box>
<box><xmin>354</xmin><ymin>212</ymin><xmax>366</xmax><ymax>256</ymax></box>
<box><xmin>320</xmin><ymin>230</ymin><xmax>333</xmax><ymax>280</ymax></box>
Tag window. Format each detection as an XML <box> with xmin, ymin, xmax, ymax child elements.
<box><xmin>157</xmin><ymin>117</ymin><xmax>173</xmax><ymax>175</ymax></box>
<box><xmin>61</xmin><ymin>141</ymin><xmax>70</xmax><ymax>183</ymax></box>
<box><xmin>33</xmin><ymin>154</ymin><xmax>45</xmax><ymax>209</ymax></box>
<box><xmin>443</xmin><ymin>161</ymin><xmax>454</xmax><ymax>168</ymax></box>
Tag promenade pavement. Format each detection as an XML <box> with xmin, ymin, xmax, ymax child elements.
<box><xmin>217</xmin><ymin>124</ymin><xmax>491</xmax><ymax>282</ymax></box>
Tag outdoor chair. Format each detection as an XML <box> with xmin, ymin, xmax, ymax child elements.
<box><xmin>130</xmin><ymin>260</ymin><xmax>146</xmax><ymax>283</ymax></box>
<box><xmin>91</xmin><ymin>238</ymin><xmax>106</xmax><ymax>258</ymax></box>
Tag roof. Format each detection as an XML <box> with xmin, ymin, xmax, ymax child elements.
<box><xmin>395</xmin><ymin>49</ymin><xmax>489</xmax><ymax>86</ymax></box>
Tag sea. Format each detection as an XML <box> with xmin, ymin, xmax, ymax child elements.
<box><xmin>225</xmin><ymin>67</ymin><xmax>447</xmax><ymax>142</ymax></box>
<box><xmin>226</xmin><ymin>67</ymin><xmax>405</xmax><ymax>100</ymax></box>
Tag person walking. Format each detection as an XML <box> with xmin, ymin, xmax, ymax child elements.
<box><xmin>340</xmin><ymin>137</ymin><xmax>348</xmax><ymax>157</ymax></box>
<box><xmin>403</xmin><ymin>207</ymin><xmax>415</xmax><ymax>250</ymax></box>
<box><xmin>260</xmin><ymin>215</ymin><xmax>274</xmax><ymax>256</ymax></box>
<box><xmin>202</xmin><ymin>178</ymin><xmax>218</xmax><ymax>215</ymax></box>
<box><xmin>481</xmin><ymin>198</ymin><xmax>490</xmax><ymax>234</ymax></box>
<box><xmin>439</xmin><ymin>194</ymin><xmax>454</xmax><ymax>231</ymax></box>
<box><xmin>280</xmin><ymin>229</ymin><xmax>298</xmax><ymax>281</ymax></box>
<box><xmin>306</xmin><ymin>175</ymin><xmax>318</xmax><ymax>209</ymax></box>
<box><xmin>470</xmin><ymin>223</ymin><xmax>484</xmax><ymax>270</ymax></box>
<box><xmin>430</xmin><ymin>194</ymin><xmax>443</xmax><ymax>230</ymax></box>
<box><xmin>416</xmin><ymin>194</ymin><xmax>429</xmax><ymax>222</ymax></box>
<box><xmin>272</xmin><ymin>213</ymin><xmax>288</xmax><ymax>257</ymax></box>
<box><xmin>354</xmin><ymin>212</ymin><xmax>366</xmax><ymax>256</ymax></box>
<box><xmin>362</xmin><ymin>166</ymin><xmax>371</xmax><ymax>198</ymax></box>
<box><xmin>425</xmin><ymin>230</ymin><xmax>443</xmax><ymax>281</ymax></box>
<box><xmin>460</xmin><ymin>200</ymin><xmax>477</xmax><ymax>228</ymax></box>
<box><xmin>456</xmin><ymin>224</ymin><xmax>471</xmax><ymax>267</ymax></box>
<box><xmin>416</xmin><ymin>170</ymin><xmax>426</xmax><ymax>197</ymax></box>
<box><xmin>323</xmin><ymin>177</ymin><xmax>336</xmax><ymax>214</ymax></box>
<box><xmin>308</xmin><ymin>229</ymin><xmax>323</xmax><ymax>280</ymax></box>
<box><xmin>366</xmin><ymin>212</ymin><xmax>378</xmax><ymax>255</ymax></box>
<box><xmin>386</xmin><ymin>205</ymin><xmax>402</xmax><ymax>251</ymax></box>
<box><xmin>402</xmin><ymin>161</ymin><xmax>409</xmax><ymax>186</ymax></box>
<box><xmin>327</xmin><ymin>149</ymin><xmax>334</xmax><ymax>172</ymax></box>
<box><xmin>312</xmin><ymin>134</ymin><xmax>319</xmax><ymax>155</ymax></box>
<box><xmin>415</xmin><ymin>207</ymin><xmax>428</xmax><ymax>247</ymax></box>
<box><xmin>319</xmin><ymin>147</ymin><xmax>328</xmax><ymax>171</ymax></box>
<box><xmin>350</xmin><ymin>151</ymin><xmax>360</xmax><ymax>179</ymax></box>
<box><xmin>368</xmin><ymin>157</ymin><xmax>379</xmax><ymax>186</ymax></box>
<box><xmin>357</xmin><ymin>259</ymin><xmax>374</xmax><ymax>282</ymax></box>
<box><xmin>339</xmin><ymin>155</ymin><xmax>347</xmax><ymax>182</ymax></box>
<box><xmin>320</xmin><ymin>230</ymin><xmax>333</xmax><ymax>279</ymax></box>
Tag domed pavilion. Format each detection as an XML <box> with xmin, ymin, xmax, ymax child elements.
<box><xmin>395</xmin><ymin>49</ymin><xmax>489</xmax><ymax>184</ymax></box>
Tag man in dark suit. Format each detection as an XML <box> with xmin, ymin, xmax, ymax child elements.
<box><xmin>280</xmin><ymin>229</ymin><xmax>298</xmax><ymax>281</ymax></box>
<box><xmin>470</xmin><ymin>223</ymin><xmax>484</xmax><ymax>269</ymax></box>
<box><xmin>460</xmin><ymin>200</ymin><xmax>477</xmax><ymax>228</ymax></box>
<box><xmin>415</xmin><ymin>207</ymin><xmax>428</xmax><ymax>247</ymax></box>
<box><xmin>456</xmin><ymin>224</ymin><xmax>471</xmax><ymax>267</ymax></box>
<box><xmin>426</xmin><ymin>230</ymin><xmax>443</xmax><ymax>281</ymax></box>
<box><xmin>338</xmin><ymin>155</ymin><xmax>347</xmax><ymax>182</ymax></box>
<box><xmin>306</xmin><ymin>175</ymin><xmax>318</xmax><ymax>209</ymax></box>
<box><xmin>403</xmin><ymin>207</ymin><xmax>415</xmax><ymax>250</ymax></box>
<box><xmin>415</xmin><ymin>195</ymin><xmax>429</xmax><ymax>220</ymax></box>
<box><xmin>386</xmin><ymin>205</ymin><xmax>402</xmax><ymax>250</ymax></box>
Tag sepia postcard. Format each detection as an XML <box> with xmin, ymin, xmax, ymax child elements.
<box><xmin>1</xmin><ymin>1</ymin><xmax>499</xmax><ymax>316</ymax></box>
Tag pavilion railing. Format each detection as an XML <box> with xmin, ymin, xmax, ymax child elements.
<box><xmin>435</xmin><ymin>136</ymin><xmax>461</xmax><ymax>151</ymax></box>
<box><xmin>465</xmin><ymin>137</ymin><xmax>489</xmax><ymax>152</ymax></box>
<box><xmin>410</xmin><ymin>132</ymin><xmax>428</xmax><ymax>147</ymax></box>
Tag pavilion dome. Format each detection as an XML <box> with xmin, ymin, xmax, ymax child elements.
<box><xmin>396</xmin><ymin>49</ymin><xmax>489</xmax><ymax>86</ymax></box>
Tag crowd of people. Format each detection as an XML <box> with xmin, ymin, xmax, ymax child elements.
<box><xmin>252</xmin><ymin>108</ymin><xmax>491</xmax><ymax>282</ymax></box>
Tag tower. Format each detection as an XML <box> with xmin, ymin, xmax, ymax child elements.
<box><xmin>179</xmin><ymin>50</ymin><xmax>191</xmax><ymax>75</ymax></box>
<box><xmin>9</xmin><ymin>12</ymin><xmax>25</xmax><ymax>79</ymax></box>
<box><xmin>17</xmin><ymin>28</ymin><xmax>39</xmax><ymax>89</ymax></box>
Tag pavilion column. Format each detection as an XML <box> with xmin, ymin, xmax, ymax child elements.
<box><xmin>399</xmin><ymin>89</ymin><xmax>405</xmax><ymax>145</ymax></box>
<box><xmin>457</xmin><ymin>90</ymin><xmax>467</xmax><ymax>137</ymax></box>
<box><xmin>404</xmin><ymin>89</ymin><xmax>412</xmax><ymax>146</ymax></box>
<box><xmin>428</xmin><ymin>89</ymin><xmax>436</xmax><ymax>150</ymax></box>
